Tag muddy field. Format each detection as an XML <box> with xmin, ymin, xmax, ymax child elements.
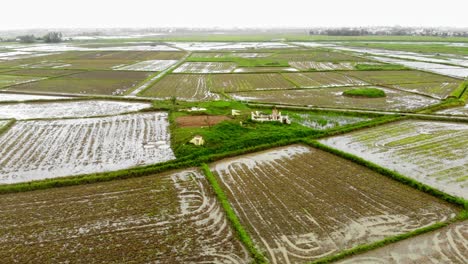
<box><xmin>0</xmin><ymin>169</ymin><xmax>251</xmax><ymax>263</ymax></box>
<box><xmin>210</xmin><ymin>145</ymin><xmax>459</xmax><ymax>263</ymax></box>
<box><xmin>0</xmin><ymin>100</ymin><xmax>151</xmax><ymax>120</ymax></box>
<box><xmin>0</xmin><ymin>93</ymin><xmax>71</xmax><ymax>102</ymax></box>
<box><xmin>0</xmin><ymin>74</ymin><xmax>43</xmax><ymax>88</ymax></box>
<box><xmin>211</xmin><ymin>73</ymin><xmax>295</xmax><ymax>92</ymax></box>
<box><xmin>289</xmin><ymin>61</ymin><xmax>355</xmax><ymax>71</ymax></box>
<box><xmin>339</xmin><ymin>221</ymin><xmax>468</xmax><ymax>263</ymax></box>
<box><xmin>0</xmin><ymin>113</ymin><xmax>174</xmax><ymax>183</ymax></box>
<box><xmin>174</xmin><ymin>62</ymin><xmax>237</xmax><ymax>73</ymax></box>
<box><xmin>176</xmin><ymin>115</ymin><xmax>230</xmax><ymax>127</ymax></box>
<box><xmin>7</xmin><ymin>70</ymin><xmax>153</xmax><ymax>95</ymax></box>
<box><xmin>232</xmin><ymin>86</ymin><xmax>439</xmax><ymax>111</ymax></box>
<box><xmin>116</xmin><ymin>59</ymin><xmax>178</xmax><ymax>71</ymax></box>
<box><xmin>283</xmin><ymin>72</ymin><xmax>367</xmax><ymax>88</ymax></box>
<box><xmin>320</xmin><ymin>120</ymin><xmax>468</xmax><ymax>199</ymax></box>
<box><xmin>141</xmin><ymin>74</ymin><xmax>219</xmax><ymax>101</ymax></box>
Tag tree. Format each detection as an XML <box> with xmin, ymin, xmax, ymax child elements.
<box><xmin>43</xmin><ymin>32</ymin><xmax>63</xmax><ymax>43</ymax></box>
<box><xmin>17</xmin><ymin>35</ymin><xmax>36</xmax><ymax>43</ymax></box>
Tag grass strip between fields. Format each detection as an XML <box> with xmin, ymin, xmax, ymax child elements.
<box><xmin>0</xmin><ymin>119</ymin><xmax>16</xmax><ymax>136</ymax></box>
<box><xmin>309</xmin><ymin>210</ymin><xmax>468</xmax><ymax>264</ymax></box>
<box><xmin>201</xmin><ymin>164</ymin><xmax>268</xmax><ymax>264</ymax></box>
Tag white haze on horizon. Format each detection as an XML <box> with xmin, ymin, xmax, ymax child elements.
<box><xmin>1</xmin><ymin>0</ymin><xmax>467</xmax><ymax>30</ymax></box>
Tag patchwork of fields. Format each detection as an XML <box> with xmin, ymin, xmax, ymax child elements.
<box><xmin>210</xmin><ymin>145</ymin><xmax>459</xmax><ymax>263</ymax></box>
<box><xmin>0</xmin><ymin>38</ymin><xmax>467</xmax><ymax>262</ymax></box>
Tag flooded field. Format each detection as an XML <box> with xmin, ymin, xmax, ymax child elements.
<box><xmin>232</xmin><ymin>86</ymin><xmax>439</xmax><ymax>111</ymax></box>
<box><xmin>210</xmin><ymin>145</ymin><xmax>459</xmax><ymax>263</ymax></box>
<box><xmin>0</xmin><ymin>169</ymin><xmax>250</xmax><ymax>263</ymax></box>
<box><xmin>173</xmin><ymin>62</ymin><xmax>237</xmax><ymax>73</ymax></box>
<box><xmin>320</xmin><ymin>120</ymin><xmax>468</xmax><ymax>199</ymax></box>
<box><xmin>0</xmin><ymin>93</ymin><xmax>71</xmax><ymax>102</ymax></box>
<box><xmin>339</xmin><ymin>221</ymin><xmax>468</xmax><ymax>264</ymax></box>
<box><xmin>116</xmin><ymin>59</ymin><xmax>178</xmax><ymax>71</ymax></box>
<box><xmin>0</xmin><ymin>100</ymin><xmax>151</xmax><ymax>120</ymax></box>
<box><xmin>0</xmin><ymin>113</ymin><xmax>174</xmax><ymax>183</ymax></box>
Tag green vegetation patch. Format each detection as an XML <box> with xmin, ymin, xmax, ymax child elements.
<box><xmin>343</xmin><ymin>87</ymin><xmax>386</xmax><ymax>98</ymax></box>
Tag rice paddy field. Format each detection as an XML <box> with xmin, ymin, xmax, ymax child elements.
<box><xmin>0</xmin><ymin>100</ymin><xmax>151</xmax><ymax>119</ymax></box>
<box><xmin>6</xmin><ymin>70</ymin><xmax>153</xmax><ymax>95</ymax></box>
<box><xmin>209</xmin><ymin>145</ymin><xmax>459</xmax><ymax>263</ymax></box>
<box><xmin>283</xmin><ymin>72</ymin><xmax>367</xmax><ymax>88</ymax></box>
<box><xmin>0</xmin><ymin>92</ymin><xmax>71</xmax><ymax>101</ymax></box>
<box><xmin>232</xmin><ymin>86</ymin><xmax>439</xmax><ymax>111</ymax></box>
<box><xmin>338</xmin><ymin>221</ymin><xmax>468</xmax><ymax>263</ymax></box>
<box><xmin>320</xmin><ymin>120</ymin><xmax>468</xmax><ymax>199</ymax></box>
<box><xmin>211</xmin><ymin>73</ymin><xmax>295</xmax><ymax>92</ymax></box>
<box><xmin>0</xmin><ymin>112</ymin><xmax>174</xmax><ymax>183</ymax></box>
<box><xmin>0</xmin><ymin>37</ymin><xmax>467</xmax><ymax>262</ymax></box>
<box><xmin>0</xmin><ymin>169</ymin><xmax>251</xmax><ymax>263</ymax></box>
<box><xmin>140</xmin><ymin>74</ymin><xmax>219</xmax><ymax>101</ymax></box>
<box><xmin>174</xmin><ymin>62</ymin><xmax>237</xmax><ymax>73</ymax></box>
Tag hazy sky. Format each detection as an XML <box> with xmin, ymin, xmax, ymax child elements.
<box><xmin>1</xmin><ymin>0</ymin><xmax>467</xmax><ymax>30</ymax></box>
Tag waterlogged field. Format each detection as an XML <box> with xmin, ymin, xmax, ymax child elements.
<box><xmin>210</xmin><ymin>145</ymin><xmax>459</xmax><ymax>263</ymax></box>
<box><xmin>0</xmin><ymin>120</ymin><xmax>8</xmax><ymax>128</ymax></box>
<box><xmin>283</xmin><ymin>72</ymin><xmax>367</xmax><ymax>88</ymax></box>
<box><xmin>2</xmin><ymin>68</ymin><xmax>81</xmax><ymax>77</ymax></box>
<box><xmin>0</xmin><ymin>113</ymin><xmax>175</xmax><ymax>183</ymax></box>
<box><xmin>211</xmin><ymin>73</ymin><xmax>295</xmax><ymax>92</ymax></box>
<box><xmin>141</xmin><ymin>74</ymin><xmax>219</xmax><ymax>101</ymax></box>
<box><xmin>0</xmin><ymin>169</ymin><xmax>251</xmax><ymax>263</ymax></box>
<box><xmin>344</xmin><ymin>70</ymin><xmax>458</xmax><ymax>85</ymax></box>
<box><xmin>233</xmin><ymin>67</ymin><xmax>298</xmax><ymax>73</ymax></box>
<box><xmin>0</xmin><ymin>100</ymin><xmax>151</xmax><ymax>120</ymax></box>
<box><xmin>339</xmin><ymin>221</ymin><xmax>468</xmax><ymax>263</ymax></box>
<box><xmin>190</xmin><ymin>52</ymin><xmax>273</xmax><ymax>58</ymax></box>
<box><xmin>168</xmin><ymin>42</ymin><xmax>294</xmax><ymax>51</ymax></box>
<box><xmin>173</xmin><ymin>62</ymin><xmax>237</xmax><ymax>73</ymax></box>
<box><xmin>0</xmin><ymin>74</ymin><xmax>43</xmax><ymax>88</ymax></box>
<box><xmin>437</xmin><ymin>104</ymin><xmax>468</xmax><ymax>116</ymax></box>
<box><xmin>7</xmin><ymin>70</ymin><xmax>153</xmax><ymax>95</ymax></box>
<box><xmin>320</xmin><ymin>120</ymin><xmax>468</xmax><ymax>199</ymax></box>
<box><xmin>272</xmin><ymin>50</ymin><xmax>368</xmax><ymax>62</ymax></box>
<box><xmin>287</xmin><ymin>111</ymin><xmax>372</xmax><ymax>130</ymax></box>
<box><xmin>0</xmin><ymin>93</ymin><xmax>71</xmax><ymax>102</ymax></box>
<box><xmin>116</xmin><ymin>59</ymin><xmax>178</xmax><ymax>71</ymax></box>
<box><xmin>233</xmin><ymin>86</ymin><xmax>439</xmax><ymax>111</ymax></box>
<box><xmin>390</xmin><ymin>82</ymin><xmax>460</xmax><ymax>99</ymax></box>
<box><xmin>289</xmin><ymin>61</ymin><xmax>355</xmax><ymax>71</ymax></box>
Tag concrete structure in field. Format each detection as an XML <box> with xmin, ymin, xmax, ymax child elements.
<box><xmin>190</xmin><ymin>135</ymin><xmax>205</xmax><ymax>146</ymax></box>
<box><xmin>251</xmin><ymin>107</ymin><xmax>291</xmax><ymax>124</ymax></box>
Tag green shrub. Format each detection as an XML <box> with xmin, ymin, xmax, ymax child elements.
<box><xmin>342</xmin><ymin>87</ymin><xmax>386</xmax><ymax>98</ymax></box>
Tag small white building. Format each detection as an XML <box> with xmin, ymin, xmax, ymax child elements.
<box><xmin>251</xmin><ymin>107</ymin><xmax>291</xmax><ymax>124</ymax></box>
<box><xmin>189</xmin><ymin>135</ymin><xmax>205</xmax><ymax>146</ymax></box>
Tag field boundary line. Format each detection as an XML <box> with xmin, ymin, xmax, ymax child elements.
<box><xmin>201</xmin><ymin>164</ymin><xmax>268</xmax><ymax>264</ymax></box>
<box><xmin>0</xmin><ymin>119</ymin><xmax>16</xmax><ymax>137</ymax></box>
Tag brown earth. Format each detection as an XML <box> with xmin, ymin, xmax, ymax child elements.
<box><xmin>176</xmin><ymin>115</ymin><xmax>231</xmax><ymax>127</ymax></box>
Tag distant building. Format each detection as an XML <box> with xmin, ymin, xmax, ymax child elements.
<box><xmin>189</xmin><ymin>135</ymin><xmax>205</xmax><ymax>146</ymax></box>
<box><xmin>251</xmin><ymin>107</ymin><xmax>291</xmax><ymax>124</ymax></box>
